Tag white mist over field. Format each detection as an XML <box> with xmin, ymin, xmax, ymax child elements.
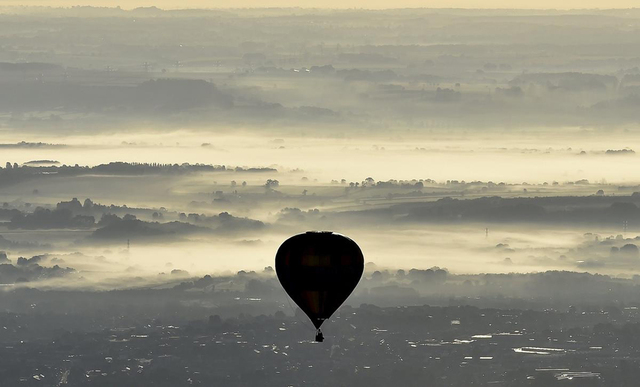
<box><xmin>2</xmin><ymin>128</ymin><xmax>640</xmax><ymax>184</ymax></box>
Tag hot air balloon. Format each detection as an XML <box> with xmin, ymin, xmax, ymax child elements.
<box><xmin>275</xmin><ymin>231</ymin><xmax>364</xmax><ymax>342</ymax></box>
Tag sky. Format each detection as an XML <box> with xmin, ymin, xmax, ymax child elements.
<box><xmin>1</xmin><ymin>0</ymin><xmax>639</xmax><ymax>9</ymax></box>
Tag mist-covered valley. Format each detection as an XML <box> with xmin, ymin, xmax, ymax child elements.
<box><xmin>3</xmin><ymin>5</ymin><xmax>640</xmax><ymax>386</ymax></box>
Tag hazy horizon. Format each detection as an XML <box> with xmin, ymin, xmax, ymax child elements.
<box><xmin>2</xmin><ymin>1</ymin><xmax>640</xmax><ymax>10</ymax></box>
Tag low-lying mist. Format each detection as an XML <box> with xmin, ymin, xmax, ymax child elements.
<box><xmin>2</xmin><ymin>128</ymin><xmax>640</xmax><ymax>185</ymax></box>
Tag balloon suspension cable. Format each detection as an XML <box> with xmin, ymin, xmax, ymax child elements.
<box><xmin>315</xmin><ymin>328</ymin><xmax>324</xmax><ymax>343</ymax></box>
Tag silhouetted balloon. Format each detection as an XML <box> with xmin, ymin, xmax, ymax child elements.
<box><xmin>275</xmin><ymin>231</ymin><xmax>364</xmax><ymax>342</ymax></box>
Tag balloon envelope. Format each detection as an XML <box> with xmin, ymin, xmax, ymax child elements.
<box><xmin>275</xmin><ymin>231</ymin><xmax>364</xmax><ymax>331</ymax></box>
